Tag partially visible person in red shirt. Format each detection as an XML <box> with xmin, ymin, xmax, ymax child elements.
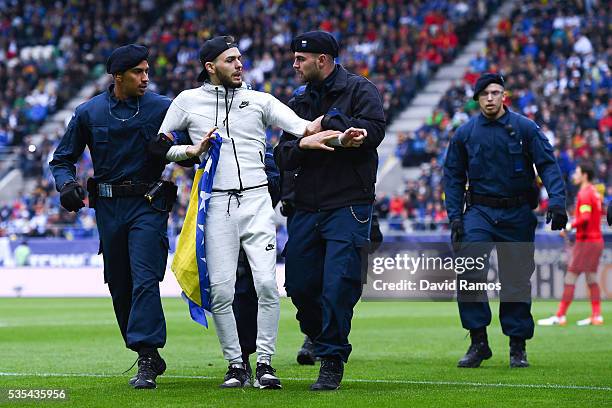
<box><xmin>598</xmin><ymin>106</ymin><xmax>612</xmax><ymax>134</ymax></box>
<box><xmin>389</xmin><ymin>195</ymin><xmax>406</xmax><ymax>218</ymax></box>
<box><xmin>538</xmin><ymin>163</ymin><xmax>604</xmax><ymax>327</ymax></box>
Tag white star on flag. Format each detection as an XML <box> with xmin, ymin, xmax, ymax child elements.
<box><xmin>199</xmin><ymin>191</ymin><xmax>211</xmax><ymax>211</ymax></box>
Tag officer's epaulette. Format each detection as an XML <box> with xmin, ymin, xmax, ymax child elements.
<box><xmin>293</xmin><ymin>85</ymin><xmax>307</xmax><ymax>97</ymax></box>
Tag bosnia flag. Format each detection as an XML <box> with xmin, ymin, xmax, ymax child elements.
<box><xmin>171</xmin><ymin>134</ymin><xmax>222</xmax><ymax>327</ymax></box>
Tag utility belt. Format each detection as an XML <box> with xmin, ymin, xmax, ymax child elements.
<box><xmin>466</xmin><ymin>190</ymin><xmax>529</xmax><ymax>209</ymax></box>
<box><xmin>86</xmin><ymin>179</ymin><xmax>178</xmax><ymax>212</ymax></box>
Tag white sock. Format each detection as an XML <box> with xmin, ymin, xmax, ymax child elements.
<box><xmin>229</xmin><ymin>359</ymin><xmax>243</xmax><ymax>368</ymax></box>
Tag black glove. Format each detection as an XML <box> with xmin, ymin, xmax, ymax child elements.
<box><xmin>176</xmin><ymin>157</ymin><xmax>201</xmax><ymax>167</ymax></box>
<box><xmin>59</xmin><ymin>181</ymin><xmax>85</xmax><ymax>212</ymax></box>
<box><xmin>608</xmin><ymin>205</ymin><xmax>612</xmax><ymax>227</ymax></box>
<box><xmin>368</xmin><ymin>214</ymin><xmax>383</xmax><ymax>254</ymax></box>
<box><xmin>450</xmin><ymin>218</ymin><xmax>463</xmax><ymax>252</ymax></box>
<box><xmin>546</xmin><ymin>206</ymin><xmax>568</xmax><ymax>231</ymax></box>
<box><xmin>147</xmin><ymin>133</ymin><xmax>174</xmax><ymax>158</ymax></box>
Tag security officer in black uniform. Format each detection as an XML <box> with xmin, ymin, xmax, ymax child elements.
<box><xmin>443</xmin><ymin>73</ymin><xmax>568</xmax><ymax>369</ymax></box>
<box><xmin>234</xmin><ymin>134</ymin><xmax>384</xmax><ymax>373</ymax></box>
<box><xmin>235</xmin><ymin>139</ymin><xmax>384</xmax><ymax>374</ymax></box>
<box><xmin>50</xmin><ymin>44</ymin><xmax>207</xmax><ymax>389</ymax></box>
<box><xmin>280</xmin><ymin>85</ymin><xmax>384</xmax><ymax>367</ymax></box>
<box><xmin>275</xmin><ymin>31</ymin><xmax>386</xmax><ymax>391</ymax></box>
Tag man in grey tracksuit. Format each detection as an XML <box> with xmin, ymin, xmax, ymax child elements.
<box><xmin>159</xmin><ymin>36</ymin><xmax>348</xmax><ymax>389</ymax></box>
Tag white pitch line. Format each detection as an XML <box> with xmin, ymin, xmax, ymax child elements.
<box><xmin>0</xmin><ymin>372</ymin><xmax>610</xmax><ymax>392</ymax></box>
<box><xmin>0</xmin><ymin>321</ymin><xmax>117</xmax><ymax>328</ymax></box>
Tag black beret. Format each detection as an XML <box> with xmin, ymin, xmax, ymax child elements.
<box><xmin>106</xmin><ymin>44</ymin><xmax>149</xmax><ymax>75</ymax></box>
<box><xmin>291</xmin><ymin>31</ymin><xmax>339</xmax><ymax>57</ymax></box>
<box><xmin>473</xmin><ymin>72</ymin><xmax>505</xmax><ymax>100</ymax></box>
<box><xmin>197</xmin><ymin>36</ymin><xmax>238</xmax><ymax>82</ymax></box>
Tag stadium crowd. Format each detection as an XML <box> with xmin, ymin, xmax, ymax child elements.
<box><xmin>137</xmin><ymin>0</ymin><xmax>499</xmax><ymax>148</ymax></box>
<box><xmin>0</xmin><ymin>0</ymin><xmax>172</xmax><ymax>148</ymax></box>
<box><xmin>384</xmin><ymin>0</ymin><xmax>611</xmax><ymax>231</ymax></box>
<box><xmin>0</xmin><ymin>0</ymin><xmax>502</xmax><ymax>238</ymax></box>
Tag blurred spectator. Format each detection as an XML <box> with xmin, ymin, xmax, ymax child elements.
<box><xmin>13</xmin><ymin>240</ymin><xmax>31</xmax><ymax>266</ymax></box>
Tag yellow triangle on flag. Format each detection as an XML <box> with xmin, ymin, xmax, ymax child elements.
<box><xmin>171</xmin><ymin>168</ymin><xmax>205</xmax><ymax>306</ymax></box>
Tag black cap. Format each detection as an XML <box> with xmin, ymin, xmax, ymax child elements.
<box><xmin>106</xmin><ymin>44</ymin><xmax>149</xmax><ymax>75</ymax></box>
<box><xmin>291</xmin><ymin>31</ymin><xmax>339</xmax><ymax>57</ymax></box>
<box><xmin>473</xmin><ymin>72</ymin><xmax>505</xmax><ymax>100</ymax></box>
<box><xmin>197</xmin><ymin>36</ymin><xmax>238</xmax><ymax>82</ymax></box>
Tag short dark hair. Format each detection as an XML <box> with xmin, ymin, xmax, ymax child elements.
<box><xmin>578</xmin><ymin>163</ymin><xmax>594</xmax><ymax>181</ymax></box>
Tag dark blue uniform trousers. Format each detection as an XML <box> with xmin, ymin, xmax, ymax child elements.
<box><xmin>285</xmin><ymin>205</ymin><xmax>371</xmax><ymax>362</ymax></box>
<box><xmin>458</xmin><ymin>204</ymin><xmax>537</xmax><ymax>339</ymax></box>
<box><xmin>95</xmin><ymin>196</ymin><xmax>169</xmax><ymax>351</ymax></box>
<box><xmin>232</xmin><ymin>250</ymin><xmax>258</xmax><ymax>357</ymax></box>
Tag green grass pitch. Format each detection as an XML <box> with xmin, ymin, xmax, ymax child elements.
<box><xmin>0</xmin><ymin>298</ymin><xmax>610</xmax><ymax>407</ymax></box>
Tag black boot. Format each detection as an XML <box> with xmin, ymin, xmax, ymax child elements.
<box><xmin>131</xmin><ymin>349</ymin><xmax>166</xmax><ymax>389</ymax></box>
<box><xmin>457</xmin><ymin>328</ymin><xmax>492</xmax><ymax>368</ymax></box>
<box><xmin>310</xmin><ymin>357</ymin><xmax>344</xmax><ymax>391</ymax></box>
<box><xmin>509</xmin><ymin>337</ymin><xmax>529</xmax><ymax>368</ymax></box>
<box><xmin>297</xmin><ymin>335</ymin><xmax>316</xmax><ymax>365</ymax></box>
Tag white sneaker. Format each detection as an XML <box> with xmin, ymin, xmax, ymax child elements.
<box><xmin>577</xmin><ymin>315</ymin><xmax>604</xmax><ymax>326</ymax></box>
<box><xmin>537</xmin><ymin>315</ymin><xmax>567</xmax><ymax>326</ymax></box>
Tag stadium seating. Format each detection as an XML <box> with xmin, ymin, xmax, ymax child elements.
<box><xmin>8</xmin><ymin>0</ymin><xmax>609</xmax><ymax>238</ymax></box>
<box><xmin>0</xmin><ymin>0</ymin><xmax>172</xmax><ymax>148</ymax></box>
<box><xmin>0</xmin><ymin>0</ymin><xmax>174</xmax><ymax>237</ymax></box>
<box><xmin>1</xmin><ymin>0</ymin><xmax>502</xmax><ymax>238</ymax></box>
<box><xmin>384</xmin><ymin>0</ymin><xmax>611</xmax><ymax>230</ymax></box>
